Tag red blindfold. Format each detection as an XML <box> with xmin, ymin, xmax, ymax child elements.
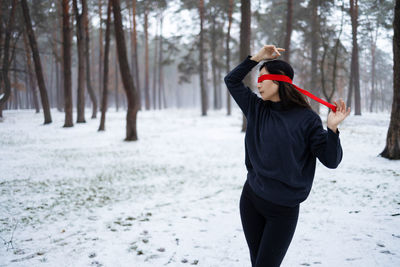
<box><xmin>257</xmin><ymin>74</ymin><xmax>337</xmax><ymax>112</ymax></box>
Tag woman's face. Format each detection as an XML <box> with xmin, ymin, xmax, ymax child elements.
<box><xmin>257</xmin><ymin>67</ymin><xmax>280</xmax><ymax>102</ymax></box>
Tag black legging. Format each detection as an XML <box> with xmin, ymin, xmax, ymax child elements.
<box><xmin>239</xmin><ymin>179</ymin><xmax>300</xmax><ymax>267</ymax></box>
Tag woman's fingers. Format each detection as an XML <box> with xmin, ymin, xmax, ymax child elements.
<box><xmin>260</xmin><ymin>45</ymin><xmax>285</xmax><ymax>59</ymax></box>
<box><xmin>346</xmin><ymin>107</ymin><xmax>351</xmax><ymax>116</ymax></box>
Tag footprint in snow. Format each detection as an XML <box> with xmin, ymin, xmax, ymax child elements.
<box><xmin>380</xmin><ymin>250</ymin><xmax>395</xmax><ymax>255</ymax></box>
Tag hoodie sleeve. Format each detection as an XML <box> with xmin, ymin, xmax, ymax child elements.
<box><xmin>224</xmin><ymin>55</ymin><xmax>260</xmax><ymax>117</ymax></box>
<box><xmin>307</xmin><ymin>114</ymin><xmax>343</xmax><ymax>169</ymax></box>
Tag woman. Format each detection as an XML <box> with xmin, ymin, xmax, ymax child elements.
<box><xmin>224</xmin><ymin>45</ymin><xmax>351</xmax><ymax>267</ymax></box>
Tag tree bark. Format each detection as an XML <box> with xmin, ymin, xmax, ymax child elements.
<box><xmin>22</xmin><ymin>30</ymin><xmax>39</xmax><ymax>113</ymax></box>
<box><xmin>114</xmin><ymin>46</ymin><xmax>119</xmax><ymax>111</ymax></box>
<box><xmin>99</xmin><ymin>0</ymin><xmax>111</xmax><ymax>131</ymax></box>
<box><xmin>158</xmin><ymin>13</ymin><xmax>164</xmax><ymax>110</ymax></box>
<box><xmin>144</xmin><ymin>4</ymin><xmax>150</xmax><ymax>110</ymax></box>
<box><xmin>131</xmin><ymin>0</ymin><xmax>141</xmax><ymax>110</ymax></box>
<box><xmin>112</xmin><ymin>0</ymin><xmax>140</xmax><ymax>141</ymax></box>
<box><xmin>20</xmin><ymin>0</ymin><xmax>52</xmax><ymax>124</ymax></box>
<box><xmin>199</xmin><ymin>0</ymin><xmax>207</xmax><ymax>116</ymax></box>
<box><xmin>211</xmin><ymin>9</ymin><xmax>218</xmax><ymax>110</ymax></box>
<box><xmin>98</xmin><ymin>0</ymin><xmax>104</xmax><ymax>98</ymax></box>
<box><xmin>310</xmin><ymin>0</ymin><xmax>320</xmax><ymax>114</ymax></box>
<box><xmin>240</xmin><ymin>0</ymin><xmax>251</xmax><ymax>132</ymax></box>
<box><xmin>350</xmin><ymin>0</ymin><xmax>361</xmax><ymax>115</ymax></box>
<box><xmin>370</xmin><ymin>41</ymin><xmax>376</xmax><ymax>112</ymax></box>
<box><xmin>226</xmin><ymin>0</ymin><xmax>233</xmax><ymax>116</ymax></box>
<box><xmin>283</xmin><ymin>0</ymin><xmax>293</xmax><ymax>63</ymax></box>
<box><xmin>62</xmin><ymin>0</ymin><xmax>73</xmax><ymax>127</ymax></box>
<box><xmin>152</xmin><ymin>12</ymin><xmax>159</xmax><ymax>109</ymax></box>
<box><xmin>73</xmin><ymin>0</ymin><xmax>86</xmax><ymax>123</ymax></box>
<box><xmin>380</xmin><ymin>0</ymin><xmax>400</xmax><ymax>159</ymax></box>
<box><xmin>0</xmin><ymin>0</ymin><xmax>17</xmax><ymax>118</ymax></box>
<box><xmin>57</xmin><ymin>0</ymin><xmax>64</xmax><ymax>112</ymax></box>
<box><xmin>82</xmin><ymin>0</ymin><xmax>98</xmax><ymax>119</ymax></box>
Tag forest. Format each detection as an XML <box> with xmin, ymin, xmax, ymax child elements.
<box><xmin>0</xmin><ymin>0</ymin><xmax>399</xmax><ymax>266</ymax></box>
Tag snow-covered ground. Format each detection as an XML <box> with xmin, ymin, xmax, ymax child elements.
<box><xmin>0</xmin><ymin>107</ymin><xmax>399</xmax><ymax>267</ymax></box>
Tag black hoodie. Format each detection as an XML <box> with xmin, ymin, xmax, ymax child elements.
<box><xmin>224</xmin><ymin>55</ymin><xmax>343</xmax><ymax>207</ymax></box>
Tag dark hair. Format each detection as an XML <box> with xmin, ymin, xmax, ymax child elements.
<box><xmin>259</xmin><ymin>59</ymin><xmax>311</xmax><ymax>110</ymax></box>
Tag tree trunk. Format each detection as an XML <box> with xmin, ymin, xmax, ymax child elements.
<box><xmin>199</xmin><ymin>0</ymin><xmax>207</xmax><ymax>116</ymax></box>
<box><xmin>310</xmin><ymin>0</ymin><xmax>320</xmax><ymax>114</ymax></box>
<box><xmin>158</xmin><ymin>13</ymin><xmax>164</xmax><ymax>110</ymax></box>
<box><xmin>23</xmin><ymin>30</ymin><xmax>39</xmax><ymax>113</ymax></box>
<box><xmin>283</xmin><ymin>0</ymin><xmax>293</xmax><ymax>63</ymax></box>
<box><xmin>13</xmin><ymin>59</ymin><xmax>18</xmax><ymax>109</ymax></box>
<box><xmin>0</xmin><ymin>0</ymin><xmax>16</xmax><ymax>118</ymax></box>
<box><xmin>131</xmin><ymin>0</ymin><xmax>141</xmax><ymax>110</ymax></box>
<box><xmin>380</xmin><ymin>0</ymin><xmax>400</xmax><ymax>159</ymax></box>
<box><xmin>57</xmin><ymin>0</ymin><xmax>64</xmax><ymax>112</ymax></box>
<box><xmin>211</xmin><ymin>9</ymin><xmax>218</xmax><ymax>110</ymax></box>
<box><xmin>115</xmin><ymin>46</ymin><xmax>119</xmax><ymax>111</ymax></box>
<box><xmin>112</xmin><ymin>0</ymin><xmax>140</xmax><ymax>141</ymax></box>
<box><xmin>62</xmin><ymin>0</ymin><xmax>73</xmax><ymax>127</ymax></box>
<box><xmin>347</xmin><ymin>60</ymin><xmax>353</xmax><ymax>108</ymax></box>
<box><xmin>240</xmin><ymin>0</ymin><xmax>251</xmax><ymax>132</ymax></box>
<box><xmin>144</xmin><ymin>5</ymin><xmax>150</xmax><ymax>110</ymax></box>
<box><xmin>350</xmin><ymin>0</ymin><xmax>361</xmax><ymax>115</ymax></box>
<box><xmin>319</xmin><ymin>8</ymin><xmax>343</xmax><ymax>105</ymax></box>
<box><xmin>99</xmin><ymin>0</ymin><xmax>111</xmax><ymax>131</ymax></box>
<box><xmin>370</xmin><ymin>41</ymin><xmax>376</xmax><ymax>112</ymax></box>
<box><xmin>226</xmin><ymin>0</ymin><xmax>233</xmax><ymax>116</ymax></box>
<box><xmin>20</xmin><ymin>0</ymin><xmax>52</xmax><ymax>124</ymax></box>
<box><xmin>73</xmin><ymin>0</ymin><xmax>86</xmax><ymax>123</ymax></box>
<box><xmin>82</xmin><ymin>0</ymin><xmax>97</xmax><ymax>119</ymax></box>
<box><xmin>152</xmin><ymin>12</ymin><xmax>159</xmax><ymax>110</ymax></box>
<box><xmin>98</xmin><ymin>0</ymin><xmax>104</xmax><ymax>98</ymax></box>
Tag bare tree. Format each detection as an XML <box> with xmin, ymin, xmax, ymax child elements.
<box><xmin>22</xmin><ymin>30</ymin><xmax>39</xmax><ymax>113</ymax></box>
<box><xmin>99</xmin><ymin>0</ymin><xmax>111</xmax><ymax>131</ymax></box>
<box><xmin>310</xmin><ymin>0</ymin><xmax>321</xmax><ymax>114</ymax></box>
<box><xmin>380</xmin><ymin>0</ymin><xmax>400</xmax><ymax>159</ymax></box>
<box><xmin>131</xmin><ymin>0</ymin><xmax>141</xmax><ymax>110</ymax></box>
<box><xmin>0</xmin><ymin>0</ymin><xmax>18</xmax><ymax>118</ymax></box>
<box><xmin>199</xmin><ymin>0</ymin><xmax>207</xmax><ymax>116</ymax></box>
<box><xmin>82</xmin><ymin>0</ymin><xmax>98</xmax><ymax>119</ymax></box>
<box><xmin>62</xmin><ymin>0</ymin><xmax>73</xmax><ymax>127</ymax></box>
<box><xmin>226</xmin><ymin>0</ymin><xmax>234</xmax><ymax>116</ymax></box>
<box><xmin>98</xmin><ymin>0</ymin><xmax>104</xmax><ymax>97</ymax></box>
<box><xmin>319</xmin><ymin>3</ymin><xmax>345</xmax><ymax>105</ymax></box>
<box><xmin>158</xmin><ymin>12</ymin><xmax>165</xmax><ymax>109</ymax></box>
<box><xmin>283</xmin><ymin>0</ymin><xmax>293</xmax><ymax>63</ymax></box>
<box><xmin>73</xmin><ymin>0</ymin><xmax>86</xmax><ymax>123</ymax></box>
<box><xmin>152</xmin><ymin>11</ymin><xmax>159</xmax><ymax>109</ymax></box>
<box><xmin>144</xmin><ymin>2</ymin><xmax>150</xmax><ymax>110</ymax></box>
<box><xmin>347</xmin><ymin>0</ymin><xmax>361</xmax><ymax>115</ymax></box>
<box><xmin>21</xmin><ymin>0</ymin><xmax>52</xmax><ymax>124</ymax></box>
<box><xmin>240</xmin><ymin>0</ymin><xmax>251</xmax><ymax>132</ymax></box>
<box><xmin>112</xmin><ymin>0</ymin><xmax>140</xmax><ymax>141</ymax></box>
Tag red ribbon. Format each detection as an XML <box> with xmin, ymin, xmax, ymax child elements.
<box><xmin>257</xmin><ymin>74</ymin><xmax>337</xmax><ymax>112</ymax></box>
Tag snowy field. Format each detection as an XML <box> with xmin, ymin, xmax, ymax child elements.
<box><xmin>0</xmin><ymin>107</ymin><xmax>399</xmax><ymax>267</ymax></box>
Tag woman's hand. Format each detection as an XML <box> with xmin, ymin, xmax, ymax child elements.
<box><xmin>327</xmin><ymin>98</ymin><xmax>351</xmax><ymax>132</ymax></box>
<box><xmin>250</xmin><ymin>45</ymin><xmax>286</xmax><ymax>62</ymax></box>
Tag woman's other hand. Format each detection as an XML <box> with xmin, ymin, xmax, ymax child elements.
<box><xmin>327</xmin><ymin>98</ymin><xmax>351</xmax><ymax>132</ymax></box>
<box><xmin>250</xmin><ymin>45</ymin><xmax>285</xmax><ymax>62</ymax></box>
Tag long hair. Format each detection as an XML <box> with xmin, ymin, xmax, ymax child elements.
<box><xmin>259</xmin><ymin>60</ymin><xmax>312</xmax><ymax>110</ymax></box>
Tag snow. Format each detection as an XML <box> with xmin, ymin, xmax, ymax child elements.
<box><xmin>0</xmin><ymin>107</ymin><xmax>399</xmax><ymax>266</ymax></box>
<box><xmin>0</xmin><ymin>93</ymin><xmax>4</xmax><ymax>101</ymax></box>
